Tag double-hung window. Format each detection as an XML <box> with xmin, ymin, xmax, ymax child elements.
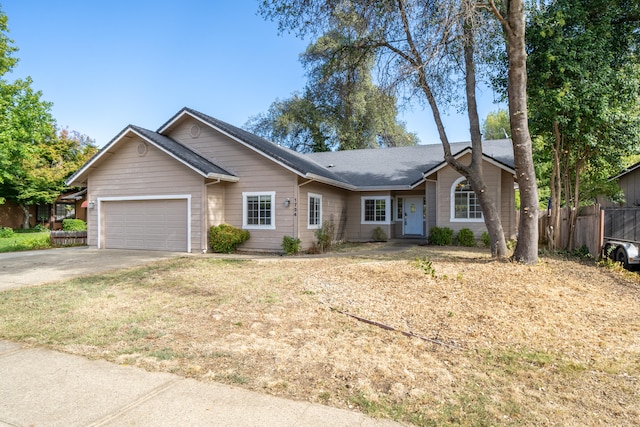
<box><xmin>308</xmin><ymin>193</ymin><xmax>322</xmax><ymax>229</ymax></box>
<box><xmin>451</xmin><ymin>178</ymin><xmax>483</xmax><ymax>221</ymax></box>
<box><xmin>361</xmin><ymin>196</ymin><xmax>391</xmax><ymax>224</ymax></box>
<box><xmin>243</xmin><ymin>192</ymin><xmax>275</xmax><ymax>229</ymax></box>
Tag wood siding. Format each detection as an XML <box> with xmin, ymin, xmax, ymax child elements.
<box><xmin>86</xmin><ymin>136</ymin><xmax>205</xmax><ymax>252</ymax></box>
<box><xmin>296</xmin><ymin>181</ymin><xmax>349</xmax><ymax>248</ymax></box>
<box><xmin>435</xmin><ymin>154</ymin><xmax>515</xmax><ymax>238</ymax></box>
<box><xmin>166</xmin><ymin>119</ymin><xmax>297</xmax><ymax>251</ymax></box>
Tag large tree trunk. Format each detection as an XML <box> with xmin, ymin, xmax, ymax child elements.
<box><xmin>19</xmin><ymin>204</ymin><xmax>30</xmax><ymax>229</ymax></box>
<box><xmin>491</xmin><ymin>0</ymin><xmax>539</xmax><ymax>263</ymax></box>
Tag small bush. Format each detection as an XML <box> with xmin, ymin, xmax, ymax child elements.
<box><xmin>0</xmin><ymin>227</ymin><xmax>14</xmax><ymax>238</ymax></box>
<box><xmin>208</xmin><ymin>224</ymin><xmax>250</xmax><ymax>253</ymax></box>
<box><xmin>481</xmin><ymin>231</ymin><xmax>491</xmax><ymax>247</ymax></box>
<box><xmin>314</xmin><ymin>221</ymin><xmax>335</xmax><ymax>252</ymax></box>
<box><xmin>62</xmin><ymin>219</ymin><xmax>87</xmax><ymax>231</ymax></box>
<box><xmin>456</xmin><ymin>228</ymin><xmax>476</xmax><ymax>247</ymax></box>
<box><xmin>281</xmin><ymin>235</ymin><xmax>301</xmax><ymax>255</ymax></box>
<box><xmin>371</xmin><ymin>226</ymin><xmax>388</xmax><ymax>242</ymax></box>
<box><xmin>33</xmin><ymin>223</ymin><xmax>48</xmax><ymax>232</ymax></box>
<box><xmin>429</xmin><ymin>226</ymin><xmax>453</xmax><ymax>246</ymax></box>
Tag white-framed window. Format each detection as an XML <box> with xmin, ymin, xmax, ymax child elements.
<box><xmin>361</xmin><ymin>196</ymin><xmax>391</xmax><ymax>224</ymax></box>
<box><xmin>395</xmin><ymin>197</ymin><xmax>404</xmax><ymax>221</ymax></box>
<box><xmin>308</xmin><ymin>193</ymin><xmax>322</xmax><ymax>229</ymax></box>
<box><xmin>243</xmin><ymin>191</ymin><xmax>276</xmax><ymax>229</ymax></box>
<box><xmin>450</xmin><ymin>178</ymin><xmax>483</xmax><ymax>222</ymax></box>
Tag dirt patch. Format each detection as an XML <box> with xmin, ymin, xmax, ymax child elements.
<box><xmin>1</xmin><ymin>245</ymin><xmax>638</xmax><ymax>425</ymax></box>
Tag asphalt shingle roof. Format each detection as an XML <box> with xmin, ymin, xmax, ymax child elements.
<box><xmin>131</xmin><ymin>125</ymin><xmax>236</xmax><ymax>178</ymax></box>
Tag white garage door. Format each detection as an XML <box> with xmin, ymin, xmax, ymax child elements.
<box><xmin>104</xmin><ymin>199</ymin><xmax>188</xmax><ymax>251</ymax></box>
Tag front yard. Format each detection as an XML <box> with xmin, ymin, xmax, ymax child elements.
<box><xmin>0</xmin><ymin>230</ymin><xmax>50</xmax><ymax>252</ymax></box>
<box><xmin>0</xmin><ymin>245</ymin><xmax>638</xmax><ymax>426</ymax></box>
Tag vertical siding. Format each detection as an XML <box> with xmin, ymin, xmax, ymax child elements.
<box><xmin>166</xmin><ymin>119</ymin><xmax>297</xmax><ymax>251</ymax></box>
<box><xmin>619</xmin><ymin>171</ymin><xmax>640</xmax><ymax>207</ymax></box>
<box><xmin>296</xmin><ymin>181</ymin><xmax>349</xmax><ymax>249</ymax></box>
<box><xmin>86</xmin><ymin>136</ymin><xmax>205</xmax><ymax>252</ymax></box>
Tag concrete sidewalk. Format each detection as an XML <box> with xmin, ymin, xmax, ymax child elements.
<box><xmin>0</xmin><ymin>341</ymin><xmax>403</xmax><ymax>427</ymax></box>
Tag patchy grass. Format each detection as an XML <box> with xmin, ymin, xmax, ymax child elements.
<box><xmin>0</xmin><ymin>231</ymin><xmax>50</xmax><ymax>252</ymax></box>
<box><xmin>0</xmin><ymin>248</ymin><xmax>638</xmax><ymax>426</ymax></box>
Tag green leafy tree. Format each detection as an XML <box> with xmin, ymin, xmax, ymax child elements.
<box><xmin>261</xmin><ymin>0</ymin><xmax>539</xmax><ymax>262</ymax></box>
<box><xmin>527</xmin><ymin>0</ymin><xmax>640</xmax><ymax>250</ymax></box>
<box><xmin>246</xmin><ymin>12</ymin><xmax>418</xmax><ymax>152</ymax></box>
<box><xmin>0</xmin><ymin>8</ymin><xmax>98</xmax><ymax>228</ymax></box>
<box><xmin>482</xmin><ymin>109</ymin><xmax>510</xmax><ymax>140</ymax></box>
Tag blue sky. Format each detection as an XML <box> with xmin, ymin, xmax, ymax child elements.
<box><xmin>4</xmin><ymin>1</ymin><xmax>504</xmax><ymax>147</ymax></box>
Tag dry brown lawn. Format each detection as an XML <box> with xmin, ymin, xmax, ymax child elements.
<box><xmin>1</xmin><ymin>243</ymin><xmax>638</xmax><ymax>426</ymax></box>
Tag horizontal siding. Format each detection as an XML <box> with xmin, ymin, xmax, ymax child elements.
<box><xmin>167</xmin><ymin>119</ymin><xmax>296</xmax><ymax>251</ymax></box>
<box><xmin>297</xmin><ymin>181</ymin><xmax>349</xmax><ymax>249</ymax></box>
<box><xmin>501</xmin><ymin>171</ymin><xmax>517</xmax><ymax>240</ymax></box>
<box><xmin>87</xmin><ymin>137</ymin><xmax>205</xmax><ymax>252</ymax></box>
<box><xmin>436</xmin><ymin>155</ymin><xmax>513</xmax><ymax>239</ymax></box>
<box><xmin>344</xmin><ymin>191</ymin><xmax>391</xmax><ymax>242</ymax></box>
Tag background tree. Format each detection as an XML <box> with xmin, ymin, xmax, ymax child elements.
<box><xmin>0</xmin><ymin>8</ymin><xmax>98</xmax><ymax>228</ymax></box>
<box><xmin>246</xmin><ymin>12</ymin><xmax>418</xmax><ymax>152</ymax></box>
<box><xmin>482</xmin><ymin>109</ymin><xmax>510</xmax><ymax>139</ymax></box>
<box><xmin>527</xmin><ymin>0</ymin><xmax>640</xmax><ymax>250</ymax></box>
<box><xmin>261</xmin><ymin>0</ymin><xmax>539</xmax><ymax>262</ymax></box>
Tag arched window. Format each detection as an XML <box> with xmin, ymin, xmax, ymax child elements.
<box><xmin>451</xmin><ymin>178</ymin><xmax>483</xmax><ymax>221</ymax></box>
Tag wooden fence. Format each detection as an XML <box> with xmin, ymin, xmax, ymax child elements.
<box><xmin>50</xmin><ymin>230</ymin><xmax>87</xmax><ymax>246</ymax></box>
<box><xmin>538</xmin><ymin>204</ymin><xmax>604</xmax><ymax>256</ymax></box>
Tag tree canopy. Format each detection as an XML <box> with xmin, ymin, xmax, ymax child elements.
<box><xmin>527</xmin><ymin>0</ymin><xmax>640</xmax><ymax>249</ymax></box>
<box><xmin>246</xmin><ymin>9</ymin><xmax>418</xmax><ymax>152</ymax></box>
<box><xmin>482</xmin><ymin>109</ymin><xmax>510</xmax><ymax>140</ymax></box>
<box><xmin>0</xmin><ymin>7</ymin><xmax>98</xmax><ymax>227</ymax></box>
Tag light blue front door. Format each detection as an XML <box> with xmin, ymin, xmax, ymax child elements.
<box><xmin>403</xmin><ymin>197</ymin><xmax>423</xmax><ymax>235</ymax></box>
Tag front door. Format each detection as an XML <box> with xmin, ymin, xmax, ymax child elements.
<box><xmin>403</xmin><ymin>197</ymin><xmax>423</xmax><ymax>235</ymax></box>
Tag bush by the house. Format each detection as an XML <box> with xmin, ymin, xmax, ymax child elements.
<box><xmin>62</xmin><ymin>219</ymin><xmax>87</xmax><ymax>231</ymax></box>
<box><xmin>372</xmin><ymin>226</ymin><xmax>388</xmax><ymax>242</ymax></box>
<box><xmin>208</xmin><ymin>224</ymin><xmax>250</xmax><ymax>253</ymax></box>
<box><xmin>0</xmin><ymin>227</ymin><xmax>14</xmax><ymax>238</ymax></box>
<box><xmin>456</xmin><ymin>228</ymin><xmax>476</xmax><ymax>247</ymax></box>
<box><xmin>281</xmin><ymin>235</ymin><xmax>301</xmax><ymax>255</ymax></box>
<box><xmin>429</xmin><ymin>226</ymin><xmax>453</xmax><ymax>246</ymax></box>
<box><xmin>314</xmin><ymin>220</ymin><xmax>335</xmax><ymax>252</ymax></box>
<box><xmin>481</xmin><ymin>231</ymin><xmax>491</xmax><ymax>247</ymax></box>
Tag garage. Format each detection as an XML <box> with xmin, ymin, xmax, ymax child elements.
<box><xmin>102</xmin><ymin>198</ymin><xmax>189</xmax><ymax>252</ymax></box>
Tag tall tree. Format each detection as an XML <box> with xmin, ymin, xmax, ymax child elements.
<box><xmin>261</xmin><ymin>0</ymin><xmax>539</xmax><ymax>262</ymax></box>
<box><xmin>0</xmin><ymin>7</ymin><xmax>98</xmax><ymax>228</ymax></box>
<box><xmin>246</xmin><ymin>13</ymin><xmax>418</xmax><ymax>152</ymax></box>
<box><xmin>482</xmin><ymin>109</ymin><xmax>511</xmax><ymax>139</ymax></box>
<box><xmin>527</xmin><ymin>0</ymin><xmax>640</xmax><ymax>250</ymax></box>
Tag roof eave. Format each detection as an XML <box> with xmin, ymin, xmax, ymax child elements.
<box><xmin>305</xmin><ymin>173</ymin><xmax>357</xmax><ymax>191</ymax></box>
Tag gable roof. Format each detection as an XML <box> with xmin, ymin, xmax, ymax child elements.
<box><xmin>66</xmin><ymin>125</ymin><xmax>238</xmax><ymax>187</ymax></box>
<box><xmin>306</xmin><ymin>139</ymin><xmax>514</xmax><ymax>190</ymax></box>
<box><xmin>67</xmin><ymin>107</ymin><xmax>515</xmax><ymax>191</ymax></box>
<box><xmin>158</xmin><ymin>107</ymin><xmax>354</xmax><ymax>189</ymax></box>
<box><xmin>610</xmin><ymin>160</ymin><xmax>640</xmax><ymax>181</ymax></box>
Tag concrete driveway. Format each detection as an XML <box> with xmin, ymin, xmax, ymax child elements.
<box><xmin>0</xmin><ymin>247</ymin><xmax>185</xmax><ymax>292</ymax></box>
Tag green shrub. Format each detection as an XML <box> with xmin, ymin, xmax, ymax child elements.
<box><xmin>281</xmin><ymin>235</ymin><xmax>301</xmax><ymax>255</ymax></box>
<box><xmin>314</xmin><ymin>221</ymin><xmax>335</xmax><ymax>252</ymax></box>
<box><xmin>0</xmin><ymin>227</ymin><xmax>14</xmax><ymax>238</ymax></box>
<box><xmin>481</xmin><ymin>231</ymin><xmax>491</xmax><ymax>247</ymax></box>
<box><xmin>429</xmin><ymin>226</ymin><xmax>453</xmax><ymax>246</ymax></box>
<box><xmin>456</xmin><ymin>228</ymin><xmax>476</xmax><ymax>247</ymax></box>
<box><xmin>371</xmin><ymin>226</ymin><xmax>388</xmax><ymax>242</ymax></box>
<box><xmin>62</xmin><ymin>219</ymin><xmax>87</xmax><ymax>231</ymax></box>
<box><xmin>208</xmin><ymin>224</ymin><xmax>250</xmax><ymax>253</ymax></box>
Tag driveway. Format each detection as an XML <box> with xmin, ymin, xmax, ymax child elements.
<box><xmin>0</xmin><ymin>247</ymin><xmax>184</xmax><ymax>292</ymax></box>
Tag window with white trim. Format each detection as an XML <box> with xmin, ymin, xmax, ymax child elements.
<box><xmin>451</xmin><ymin>178</ymin><xmax>483</xmax><ymax>221</ymax></box>
<box><xmin>395</xmin><ymin>197</ymin><xmax>404</xmax><ymax>221</ymax></box>
<box><xmin>243</xmin><ymin>192</ymin><xmax>275</xmax><ymax>229</ymax></box>
<box><xmin>308</xmin><ymin>193</ymin><xmax>322</xmax><ymax>229</ymax></box>
<box><xmin>361</xmin><ymin>196</ymin><xmax>391</xmax><ymax>224</ymax></box>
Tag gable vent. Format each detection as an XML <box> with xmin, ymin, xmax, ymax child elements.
<box><xmin>190</xmin><ymin>124</ymin><xmax>201</xmax><ymax>138</ymax></box>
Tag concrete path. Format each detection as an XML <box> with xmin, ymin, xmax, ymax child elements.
<box><xmin>0</xmin><ymin>248</ymin><xmax>404</xmax><ymax>426</ymax></box>
<box><xmin>0</xmin><ymin>341</ymin><xmax>402</xmax><ymax>427</ymax></box>
<box><xmin>0</xmin><ymin>247</ymin><xmax>183</xmax><ymax>291</ymax></box>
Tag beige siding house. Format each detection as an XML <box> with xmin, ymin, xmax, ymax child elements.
<box><xmin>67</xmin><ymin>107</ymin><xmax>517</xmax><ymax>253</ymax></box>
